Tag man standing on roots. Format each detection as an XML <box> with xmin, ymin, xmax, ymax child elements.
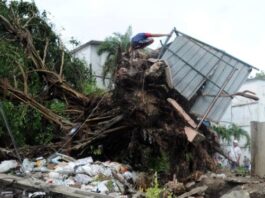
<box><xmin>228</xmin><ymin>139</ymin><xmax>242</xmax><ymax>170</ymax></box>
<box><xmin>130</xmin><ymin>33</ymin><xmax>169</xmax><ymax>50</ymax></box>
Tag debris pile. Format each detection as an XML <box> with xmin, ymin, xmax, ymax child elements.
<box><xmin>0</xmin><ymin>156</ymin><xmax>137</xmax><ymax>197</ymax></box>
<box><xmin>0</xmin><ymin>48</ymin><xmax>220</xmax><ymax>180</ymax></box>
<box><xmin>1</xmin><ymin>157</ymin><xmax>265</xmax><ymax>198</ymax></box>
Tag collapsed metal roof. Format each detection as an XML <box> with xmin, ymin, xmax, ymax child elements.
<box><xmin>161</xmin><ymin>29</ymin><xmax>254</xmax><ymax>122</ymax></box>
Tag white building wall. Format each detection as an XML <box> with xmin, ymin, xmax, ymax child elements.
<box><xmin>220</xmin><ymin>79</ymin><xmax>265</xmax><ymax>164</ymax></box>
<box><xmin>73</xmin><ymin>44</ymin><xmax>108</xmax><ymax>88</ymax></box>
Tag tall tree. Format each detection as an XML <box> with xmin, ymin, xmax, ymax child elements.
<box><xmin>0</xmin><ymin>0</ymin><xmax>93</xmax><ymax>146</ymax></box>
<box><xmin>97</xmin><ymin>26</ymin><xmax>132</xmax><ymax>85</ymax></box>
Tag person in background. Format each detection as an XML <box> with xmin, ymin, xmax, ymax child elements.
<box><xmin>228</xmin><ymin>139</ymin><xmax>242</xmax><ymax>170</ymax></box>
<box><xmin>130</xmin><ymin>33</ymin><xmax>169</xmax><ymax>50</ymax></box>
<box><xmin>243</xmin><ymin>155</ymin><xmax>250</xmax><ymax>171</ymax></box>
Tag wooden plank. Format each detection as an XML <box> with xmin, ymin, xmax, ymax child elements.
<box><xmin>184</xmin><ymin>127</ymin><xmax>205</xmax><ymax>144</ymax></box>
<box><xmin>0</xmin><ymin>173</ymin><xmax>112</xmax><ymax>198</ymax></box>
<box><xmin>167</xmin><ymin>98</ymin><xmax>197</xmax><ymax>128</ymax></box>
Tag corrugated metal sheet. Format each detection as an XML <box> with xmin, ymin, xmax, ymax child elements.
<box><xmin>162</xmin><ymin>34</ymin><xmax>252</xmax><ymax>122</ymax></box>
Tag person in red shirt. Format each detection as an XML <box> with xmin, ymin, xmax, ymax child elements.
<box><xmin>131</xmin><ymin>33</ymin><xmax>169</xmax><ymax>50</ymax></box>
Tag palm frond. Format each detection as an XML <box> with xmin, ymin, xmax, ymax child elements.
<box><xmin>213</xmin><ymin>124</ymin><xmax>250</xmax><ymax>147</ymax></box>
<box><xmin>97</xmin><ymin>26</ymin><xmax>133</xmax><ymax>85</ymax></box>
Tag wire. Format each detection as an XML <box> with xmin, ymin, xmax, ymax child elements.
<box><xmin>57</xmin><ymin>91</ymin><xmax>109</xmax><ymax>153</ymax></box>
<box><xmin>0</xmin><ymin>102</ymin><xmax>23</xmax><ymax>166</ymax></box>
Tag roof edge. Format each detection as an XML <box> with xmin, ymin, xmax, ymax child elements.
<box><xmin>71</xmin><ymin>40</ymin><xmax>103</xmax><ymax>54</ymax></box>
<box><xmin>174</xmin><ymin>29</ymin><xmax>259</xmax><ymax>71</ymax></box>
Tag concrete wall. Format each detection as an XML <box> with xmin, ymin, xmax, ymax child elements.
<box><xmin>251</xmin><ymin>121</ymin><xmax>265</xmax><ymax>177</ymax></box>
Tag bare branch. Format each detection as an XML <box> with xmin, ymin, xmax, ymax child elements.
<box><xmin>59</xmin><ymin>41</ymin><xmax>65</xmax><ymax>81</ymax></box>
<box><xmin>42</xmin><ymin>38</ymin><xmax>49</xmax><ymax>64</ymax></box>
<box><xmin>16</xmin><ymin>61</ymin><xmax>28</xmax><ymax>94</ymax></box>
<box><xmin>0</xmin><ymin>80</ymin><xmax>74</xmax><ymax>131</ymax></box>
<box><xmin>22</xmin><ymin>14</ymin><xmax>36</xmax><ymax>28</ymax></box>
<box><xmin>59</xmin><ymin>50</ymin><xmax>65</xmax><ymax>80</ymax></box>
<box><xmin>31</xmin><ymin>69</ymin><xmax>61</xmax><ymax>81</ymax></box>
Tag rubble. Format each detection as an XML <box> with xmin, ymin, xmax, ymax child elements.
<box><xmin>1</xmin><ymin>155</ymin><xmax>265</xmax><ymax>198</ymax></box>
<box><xmin>0</xmin><ymin>156</ymin><xmax>139</xmax><ymax>196</ymax></box>
<box><xmin>0</xmin><ymin>160</ymin><xmax>18</xmax><ymax>173</ymax></box>
<box><xmin>220</xmin><ymin>190</ymin><xmax>250</xmax><ymax>198</ymax></box>
<box><xmin>0</xmin><ymin>51</ymin><xmax>220</xmax><ymax>181</ymax></box>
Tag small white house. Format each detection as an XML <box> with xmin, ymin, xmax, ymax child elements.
<box><xmin>220</xmin><ymin>78</ymin><xmax>265</xmax><ymax>162</ymax></box>
<box><xmin>71</xmin><ymin>40</ymin><xmax>108</xmax><ymax>88</ymax></box>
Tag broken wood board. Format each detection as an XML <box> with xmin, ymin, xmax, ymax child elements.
<box><xmin>167</xmin><ymin>98</ymin><xmax>197</xmax><ymax>128</ymax></box>
<box><xmin>184</xmin><ymin>126</ymin><xmax>206</xmax><ymax>145</ymax></box>
<box><xmin>0</xmin><ymin>173</ymin><xmax>112</xmax><ymax>198</ymax></box>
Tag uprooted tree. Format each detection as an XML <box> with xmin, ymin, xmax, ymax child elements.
<box><xmin>0</xmin><ymin>0</ymin><xmax>220</xmax><ymax>180</ymax></box>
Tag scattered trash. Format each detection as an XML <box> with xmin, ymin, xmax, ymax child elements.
<box><xmin>68</xmin><ymin>123</ymin><xmax>81</xmax><ymax>135</ymax></box>
<box><xmin>28</xmin><ymin>191</ymin><xmax>46</xmax><ymax>198</ymax></box>
<box><xmin>0</xmin><ymin>160</ymin><xmax>18</xmax><ymax>173</ymax></box>
<box><xmin>47</xmin><ymin>152</ymin><xmax>76</xmax><ymax>164</ymax></box>
<box><xmin>0</xmin><ymin>156</ymin><xmax>138</xmax><ymax>196</ymax></box>
<box><xmin>74</xmin><ymin>174</ymin><xmax>93</xmax><ymax>184</ymax></box>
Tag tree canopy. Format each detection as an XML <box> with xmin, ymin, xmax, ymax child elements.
<box><xmin>0</xmin><ymin>0</ymin><xmax>94</xmax><ymax>146</ymax></box>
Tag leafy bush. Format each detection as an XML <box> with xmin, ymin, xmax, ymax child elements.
<box><xmin>49</xmin><ymin>100</ymin><xmax>66</xmax><ymax>115</ymax></box>
<box><xmin>0</xmin><ymin>0</ymin><xmax>99</xmax><ymax>148</ymax></box>
<box><xmin>0</xmin><ymin>100</ymin><xmax>54</xmax><ymax>146</ymax></box>
<box><xmin>148</xmin><ymin>151</ymin><xmax>170</xmax><ymax>173</ymax></box>
<box><xmin>146</xmin><ymin>172</ymin><xmax>164</xmax><ymax>198</ymax></box>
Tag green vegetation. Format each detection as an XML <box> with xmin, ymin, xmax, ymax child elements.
<box><xmin>149</xmin><ymin>151</ymin><xmax>170</xmax><ymax>173</ymax></box>
<box><xmin>0</xmin><ymin>101</ymin><xmax>54</xmax><ymax>146</ymax></box>
<box><xmin>234</xmin><ymin>166</ymin><xmax>249</xmax><ymax>176</ymax></box>
<box><xmin>253</xmin><ymin>70</ymin><xmax>265</xmax><ymax>80</ymax></box>
<box><xmin>146</xmin><ymin>172</ymin><xmax>164</xmax><ymax>198</ymax></box>
<box><xmin>213</xmin><ymin>124</ymin><xmax>250</xmax><ymax>147</ymax></box>
<box><xmin>0</xmin><ymin>0</ymin><xmax>98</xmax><ymax>146</ymax></box>
<box><xmin>97</xmin><ymin>26</ymin><xmax>132</xmax><ymax>85</ymax></box>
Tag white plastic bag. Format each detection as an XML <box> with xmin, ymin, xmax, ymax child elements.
<box><xmin>55</xmin><ymin>162</ymin><xmax>75</xmax><ymax>174</ymax></box>
<box><xmin>22</xmin><ymin>158</ymin><xmax>34</xmax><ymax>173</ymax></box>
<box><xmin>82</xmin><ymin>164</ymin><xmax>103</xmax><ymax>176</ymax></box>
<box><xmin>74</xmin><ymin>174</ymin><xmax>93</xmax><ymax>184</ymax></box>
<box><xmin>0</xmin><ymin>160</ymin><xmax>18</xmax><ymax>173</ymax></box>
<box><xmin>48</xmin><ymin>171</ymin><xmax>64</xmax><ymax>180</ymax></box>
<box><xmin>75</xmin><ymin>157</ymin><xmax>93</xmax><ymax>166</ymax></box>
<box><xmin>94</xmin><ymin>181</ymin><xmax>110</xmax><ymax>194</ymax></box>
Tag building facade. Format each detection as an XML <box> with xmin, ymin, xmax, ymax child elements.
<box><xmin>72</xmin><ymin>40</ymin><xmax>108</xmax><ymax>88</ymax></box>
<box><xmin>220</xmin><ymin>78</ymin><xmax>265</xmax><ymax>162</ymax></box>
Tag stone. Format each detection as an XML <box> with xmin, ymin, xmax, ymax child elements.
<box><xmin>165</xmin><ymin>180</ymin><xmax>185</xmax><ymax>195</ymax></box>
<box><xmin>185</xmin><ymin>181</ymin><xmax>195</xmax><ymax>190</ymax></box>
<box><xmin>220</xmin><ymin>190</ymin><xmax>250</xmax><ymax>198</ymax></box>
<box><xmin>201</xmin><ymin>177</ymin><xmax>226</xmax><ymax>195</ymax></box>
<box><xmin>178</xmin><ymin>186</ymin><xmax>207</xmax><ymax>198</ymax></box>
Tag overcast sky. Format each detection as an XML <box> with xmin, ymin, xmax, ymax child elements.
<box><xmin>32</xmin><ymin>0</ymin><xmax>265</xmax><ymax>73</ymax></box>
